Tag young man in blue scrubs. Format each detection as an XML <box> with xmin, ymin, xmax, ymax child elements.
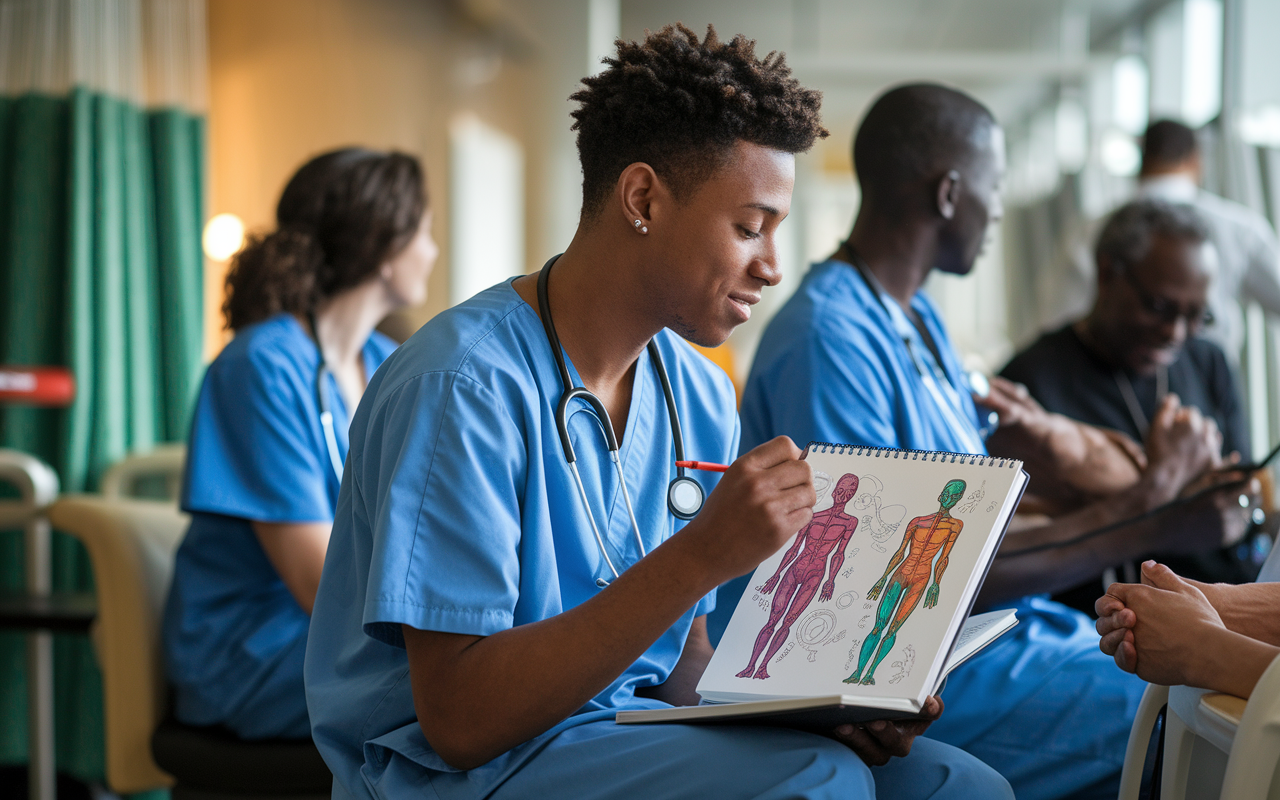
<box><xmin>305</xmin><ymin>28</ymin><xmax>1012</xmax><ymax>800</ymax></box>
<box><xmin>727</xmin><ymin>84</ymin><xmax>1243</xmax><ymax>800</ymax></box>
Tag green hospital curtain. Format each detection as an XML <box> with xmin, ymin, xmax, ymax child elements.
<box><xmin>0</xmin><ymin>0</ymin><xmax>206</xmax><ymax>786</ymax></box>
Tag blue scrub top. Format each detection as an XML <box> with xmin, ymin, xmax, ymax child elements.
<box><xmin>741</xmin><ymin>258</ymin><xmax>985</xmax><ymax>456</ymax></box>
<box><xmin>163</xmin><ymin>313</ymin><xmax>397</xmax><ymax>738</ymax></box>
<box><xmin>304</xmin><ymin>280</ymin><xmax>736</xmax><ymax>798</ymax></box>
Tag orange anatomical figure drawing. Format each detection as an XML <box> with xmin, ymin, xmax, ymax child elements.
<box><xmin>738</xmin><ymin>473</ymin><xmax>860</xmax><ymax>680</ymax></box>
<box><xmin>844</xmin><ymin>479</ymin><xmax>966</xmax><ymax>686</ymax></box>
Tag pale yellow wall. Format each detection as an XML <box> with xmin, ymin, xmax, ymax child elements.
<box><xmin>205</xmin><ymin>0</ymin><xmax>537</xmax><ymax>353</ymax></box>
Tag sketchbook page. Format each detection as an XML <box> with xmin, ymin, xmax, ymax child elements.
<box><xmin>940</xmin><ymin>609</ymin><xmax>1018</xmax><ymax>676</ymax></box>
<box><xmin>698</xmin><ymin>447</ymin><xmax>1023</xmax><ymax>707</ymax></box>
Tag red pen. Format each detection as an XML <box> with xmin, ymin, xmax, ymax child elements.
<box><xmin>676</xmin><ymin>460</ymin><xmax>730</xmax><ymax>473</ymax></box>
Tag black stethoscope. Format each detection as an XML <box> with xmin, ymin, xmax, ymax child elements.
<box><xmin>309</xmin><ymin>313</ymin><xmax>346</xmax><ymax>482</ymax></box>
<box><xmin>537</xmin><ymin>256</ymin><xmax>705</xmax><ymax>585</ymax></box>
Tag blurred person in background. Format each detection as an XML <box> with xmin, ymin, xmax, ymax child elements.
<box><xmin>1002</xmin><ymin>199</ymin><xmax>1260</xmax><ymax>614</ymax></box>
<box><xmin>1049</xmin><ymin>120</ymin><xmax>1280</xmax><ymax>364</ymax></box>
<box><xmin>1136</xmin><ymin>120</ymin><xmax>1280</xmax><ymax>363</ymax></box>
<box><xmin>162</xmin><ymin>147</ymin><xmax>437</xmax><ymax>740</ymax></box>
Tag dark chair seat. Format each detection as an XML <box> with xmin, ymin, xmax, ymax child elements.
<box><xmin>151</xmin><ymin>716</ymin><xmax>332</xmax><ymax>800</ymax></box>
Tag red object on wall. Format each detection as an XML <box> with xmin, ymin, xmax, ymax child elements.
<box><xmin>0</xmin><ymin>367</ymin><xmax>76</xmax><ymax>407</ymax></box>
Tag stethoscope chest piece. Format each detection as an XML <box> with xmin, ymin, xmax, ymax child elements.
<box><xmin>668</xmin><ymin>476</ymin><xmax>704</xmax><ymax>520</ymax></box>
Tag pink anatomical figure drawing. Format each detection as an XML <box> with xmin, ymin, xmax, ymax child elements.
<box><xmin>737</xmin><ymin>473</ymin><xmax>860</xmax><ymax>680</ymax></box>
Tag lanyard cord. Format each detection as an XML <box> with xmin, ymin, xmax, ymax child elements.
<box><xmin>841</xmin><ymin>248</ymin><xmax>985</xmax><ymax>455</ymax></box>
<box><xmin>1114</xmin><ymin>365</ymin><xmax>1168</xmax><ymax>438</ymax></box>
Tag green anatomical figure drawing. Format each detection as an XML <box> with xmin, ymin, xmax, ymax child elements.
<box><xmin>844</xmin><ymin>479</ymin><xmax>965</xmax><ymax>686</ymax></box>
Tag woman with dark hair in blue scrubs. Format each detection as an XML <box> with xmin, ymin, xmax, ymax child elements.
<box><xmin>163</xmin><ymin>148</ymin><xmax>437</xmax><ymax>740</ymax></box>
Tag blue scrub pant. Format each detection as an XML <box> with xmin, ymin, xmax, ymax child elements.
<box><xmin>925</xmin><ymin>598</ymin><xmax>1147</xmax><ymax>800</ymax></box>
<box><xmin>407</xmin><ymin>720</ymin><xmax>1012</xmax><ymax>800</ymax></box>
<box><xmin>177</xmin><ymin>629</ymin><xmax>312</xmax><ymax>741</ymax></box>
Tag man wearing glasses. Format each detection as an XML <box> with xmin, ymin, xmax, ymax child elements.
<box><xmin>1002</xmin><ymin>198</ymin><xmax>1258</xmax><ymax>612</ymax></box>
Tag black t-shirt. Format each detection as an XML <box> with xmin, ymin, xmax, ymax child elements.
<box><xmin>999</xmin><ymin>324</ymin><xmax>1256</xmax><ymax>613</ymax></box>
<box><xmin>1000</xmin><ymin>324</ymin><xmax>1249</xmax><ymax>461</ymax></box>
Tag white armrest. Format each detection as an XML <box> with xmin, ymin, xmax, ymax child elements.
<box><xmin>1221</xmin><ymin>653</ymin><xmax>1280</xmax><ymax>799</ymax></box>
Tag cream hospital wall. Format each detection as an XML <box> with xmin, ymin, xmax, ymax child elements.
<box><xmin>205</xmin><ymin>0</ymin><xmax>542</xmax><ymax>352</ymax></box>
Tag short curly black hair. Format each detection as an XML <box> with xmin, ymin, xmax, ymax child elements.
<box><xmin>570</xmin><ymin>24</ymin><xmax>827</xmax><ymax>216</ymax></box>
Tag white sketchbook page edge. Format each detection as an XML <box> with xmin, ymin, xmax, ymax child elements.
<box><xmin>697</xmin><ymin>459</ymin><xmax>1025</xmax><ymax>706</ymax></box>
<box><xmin>941</xmin><ymin>608</ymin><xmax>1018</xmax><ymax>676</ymax></box>
<box><xmin>696</xmin><ymin>459</ymin><xmax>1021</xmax><ymax>705</ymax></box>
<box><xmin>618</xmin><ymin>611</ymin><xmax>1019</xmax><ymax>724</ymax></box>
<box><xmin>614</xmin><ymin>694</ymin><xmax>921</xmax><ymax>724</ymax></box>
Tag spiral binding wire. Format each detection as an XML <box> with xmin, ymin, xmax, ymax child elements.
<box><xmin>805</xmin><ymin>441</ymin><xmax>1019</xmax><ymax>469</ymax></box>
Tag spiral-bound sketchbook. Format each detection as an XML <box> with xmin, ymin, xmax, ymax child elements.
<box><xmin>619</xmin><ymin>442</ymin><xmax>1027</xmax><ymax>728</ymax></box>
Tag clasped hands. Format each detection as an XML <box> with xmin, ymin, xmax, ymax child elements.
<box><xmin>1095</xmin><ymin>560</ymin><xmax>1226</xmax><ymax>688</ymax></box>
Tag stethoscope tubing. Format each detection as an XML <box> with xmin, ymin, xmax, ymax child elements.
<box><xmin>310</xmin><ymin>313</ymin><xmax>347</xmax><ymax>483</ymax></box>
<box><xmin>536</xmin><ymin>255</ymin><xmax>699</xmax><ymax>583</ymax></box>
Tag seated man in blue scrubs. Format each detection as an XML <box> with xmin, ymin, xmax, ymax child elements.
<box><xmin>304</xmin><ymin>26</ymin><xmax>1011</xmax><ymax>800</ymax></box>
<box><xmin>727</xmin><ymin>84</ymin><xmax>1245</xmax><ymax>800</ymax></box>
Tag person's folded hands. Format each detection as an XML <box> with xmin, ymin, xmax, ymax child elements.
<box><xmin>1095</xmin><ymin>591</ymin><xmax>1137</xmax><ymax>671</ymax></box>
<box><xmin>1100</xmin><ymin>561</ymin><xmax>1226</xmax><ymax>687</ymax></box>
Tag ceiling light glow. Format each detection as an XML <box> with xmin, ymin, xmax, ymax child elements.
<box><xmin>1100</xmin><ymin>130</ymin><xmax>1141</xmax><ymax>176</ymax></box>
<box><xmin>203</xmin><ymin>213</ymin><xmax>246</xmax><ymax>262</ymax></box>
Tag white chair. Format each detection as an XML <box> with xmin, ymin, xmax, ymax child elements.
<box><xmin>100</xmin><ymin>444</ymin><xmax>186</xmax><ymax>501</ymax></box>
<box><xmin>1119</xmin><ymin>682</ymin><xmax>1170</xmax><ymax>799</ymax></box>
<box><xmin>1118</xmin><ymin>653</ymin><xmax>1280</xmax><ymax>799</ymax></box>
<box><xmin>47</xmin><ymin>495</ymin><xmax>186</xmax><ymax>793</ymax></box>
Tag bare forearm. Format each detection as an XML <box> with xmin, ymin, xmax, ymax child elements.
<box><xmin>1059</xmin><ymin>424</ymin><xmax>1143</xmax><ymax>492</ymax></box>
<box><xmin>1199</xmin><ymin>582</ymin><xmax>1280</xmax><ymax>646</ymax></box>
<box><xmin>252</xmin><ymin>521</ymin><xmax>330</xmax><ymax>614</ymax></box>
<box><xmin>407</xmin><ymin>532</ymin><xmax>715</xmax><ymax>768</ymax></box>
<box><xmin>978</xmin><ymin>481</ymin><xmax>1170</xmax><ymax>604</ymax></box>
<box><xmin>1196</xmin><ymin>626</ymin><xmax>1280</xmax><ymax>698</ymax></box>
<box><xmin>987</xmin><ymin>418</ymin><xmax>1140</xmax><ymax>502</ymax></box>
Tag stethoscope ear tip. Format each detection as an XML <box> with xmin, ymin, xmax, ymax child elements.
<box><xmin>595</xmin><ymin>578</ymin><xmax>609</xmax><ymax>588</ymax></box>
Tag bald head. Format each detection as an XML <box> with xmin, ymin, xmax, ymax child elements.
<box><xmin>848</xmin><ymin>83</ymin><xmax>1004</xmax><ymax>277</ymax></box>
<box><xmin>854</xmin><ymin>84</ymin><xmax>997</xmax><ymax>212</ymax></box>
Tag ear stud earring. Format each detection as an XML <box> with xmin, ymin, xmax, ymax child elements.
<box><xmin>634</xmin><ymin>219</ymin><xmax>648</xmax><ymax>234</ymax></box>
